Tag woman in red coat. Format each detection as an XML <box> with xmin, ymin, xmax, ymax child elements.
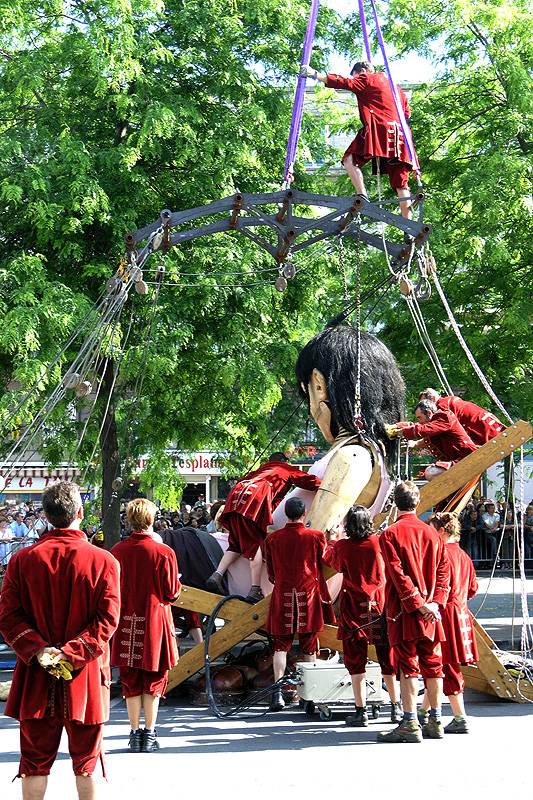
<box><xmin>111</xmin><ymin>499</ymin><xmax>180</xmax><ymax>752</ymax></box>
<box><xmin>324</xmin><ymin>506</ymin><xmax>401</xmax><ymax>727</ymax></box>
<box><xmin>420</xmin><ymin>512</ymin><xmax>479</xmax><ymax>733</ymax></box>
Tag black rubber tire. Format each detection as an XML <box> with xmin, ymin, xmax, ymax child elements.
<box><xmin>319</xmin><ymin>706</ymin><xmax>332</xmax><ymax>721</ymax></box>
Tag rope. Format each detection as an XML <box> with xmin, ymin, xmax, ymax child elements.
<box><xmin>366</xmin><ymin>0</ymin><xmax>421</xmax><ymax>177</ymax></box>
<box><xmin>431</xmin><ymin>268</ymin><xmax>514</xmax><ymax>424</ymax></box>
<box><xmin>357</xmin><ymin>0</ymin><xmax>373</xmax><ymax>62</ymax></box>
<box><xmin>283</xmin><ymin>0</ymin><xmax>321</xmax><ymax>185</ymax></box>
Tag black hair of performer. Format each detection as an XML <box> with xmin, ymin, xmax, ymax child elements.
<box><xmin>295</xmin><ymin>323</ymin><xmax>405</xmax><ymax>464</ymax></box>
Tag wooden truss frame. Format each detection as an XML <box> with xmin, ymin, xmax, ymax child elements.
<box><xmin>125</xmin><ymin>188</ymin><xmax>431</xmax><ymax>272</ymax></box>
<box><xmin>168</xmin><ymin>420</ymin><xmax>533</xmax><ymax>703</ymax></box>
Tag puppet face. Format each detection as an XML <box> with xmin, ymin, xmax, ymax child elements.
<box><xmin>303</xmin><ymin>368</ymin><xmax>335</xmax><ymax>444</ymax></box>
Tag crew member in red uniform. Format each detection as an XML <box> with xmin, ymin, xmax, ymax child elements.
<box><xmin>378</xmin><ymin>481</ymin><xmax>450</xmax><ymax>743</ymax></box>
<box><xmin>419</xmin><ymin>512</ymin><xmax>478</xmax><ymax>733</ymax></box>
<box><xmin>111</xmin><ymin>498</ymin><xmax>180</xmax><ymax>753</ymax></box>
<box><xmin>419</xmin><ymin>387</ymin><xmax>505</xmax><ymax>445</ymax></box>
<box><xmin>0</xmin><ymin>481</ymin><xmax>120</xmax><ymax>799</ymax></box>
<box><xmin>324</xmin><ymin>505</ymin><xmax>401</xmax><ymax>727</ymax></box>
<box><xmin>264</xmin><ymin>496</ymin><xmax>334</xmax><ymax>711</ymax></box>
<box><xmin>206</xmin><ymin>453</ymin><xmax>321</xmax><ymax>602</ymax></box>
<box><xmin>390</xmin><ymin>399</ymin><xmax>478</xmax><ymax>480</ymax></box>
<box><xmin>301</xmin><ymin>61</ymin><xmax>414</xmax><ymax>218</ymax></box>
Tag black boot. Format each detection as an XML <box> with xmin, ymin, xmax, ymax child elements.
<box><xmin>270</xmin><ymin>687</ymin><xmax>285</xmax><ymax>712</ymax></box>
<box><xmin>205</xmin><ymin>571</ymin><xmax>225</xmax><ymax>594</ymax></box>
<box><xmin>390</xmin><ymin>701</ymin><xmax>403</xmax><ymax>724</ymax></box>
<box><xmin>245</xmin><ymin>585</ymin><xmax>264</xmax><ymax>603</ymax></box>
<box><xmin>345</xmin><ymin>707</ymin><xmax>369</xmax><ymax>727</ymax></box>
<box><xmin>128</xmin><ymin>728</ymin><xmax>143</xmax><ymax>752</ymax></box>
<box><xmin>142</xmin><ymin>728</ymin><xmax>160</xmax><ymax>752</ymax></box>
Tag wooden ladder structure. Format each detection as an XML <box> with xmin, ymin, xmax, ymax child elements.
<box><xmin>168</xmin><ymin>421</ymin><xmax>533</xmax><ymax>702</ymax></box>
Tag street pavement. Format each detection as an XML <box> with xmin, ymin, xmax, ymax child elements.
<box><xmin>1</xmin><ymin>574</ymin><xmax>531</xmax><ymax>798</ymax></box>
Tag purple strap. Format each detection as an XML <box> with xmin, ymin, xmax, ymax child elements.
<box><xmin>358</xmin><ymin>0</ymin><xmax>373</xmax><ymax>63</ymax></box>
<box><xmin>283</xmin><ymin>0</ymin><xmax>321</xmax><ymax>184</ymax></box>
<box><xmin>368</xmin><ymin>0</ymin><xmax>421</xmax><ymax>174</ymax></box>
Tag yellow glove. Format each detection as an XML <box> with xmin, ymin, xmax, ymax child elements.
<box><xmin>385</xmin><ymin>424</ymin><xmax>401</xmax><ymax>439</ymax></box>
<box><xmin>48</xmin><ymin>659</ymin><xmax>74</xmax><ymax>681</ymax></box>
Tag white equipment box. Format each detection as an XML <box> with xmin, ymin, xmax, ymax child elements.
<box><xmin>296</xmin><ymin>660</ymin><xmax>383</xmax><ymax>719</ymax></box>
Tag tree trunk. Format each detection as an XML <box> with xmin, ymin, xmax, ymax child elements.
<box><xmin>100</xmin><ymin>360</ymin><xmax>121</xmax><ymax>548</ymax></box>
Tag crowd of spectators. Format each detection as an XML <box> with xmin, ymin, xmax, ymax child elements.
<box><xmin>459</xmin><ymin>497</ymin><xmax>533</xmax><ymax>567</ymax></box>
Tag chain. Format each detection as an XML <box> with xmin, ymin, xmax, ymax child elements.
<box><xmin>338</xmin><ymin>236</ymin><xmax>349</xmax><ymax>305</ymax></box>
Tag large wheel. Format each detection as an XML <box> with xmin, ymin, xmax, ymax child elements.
<box><xmin>318</xmin><ymin>705</ymin><xmax>332</xmax><ymax>721</ymax></box>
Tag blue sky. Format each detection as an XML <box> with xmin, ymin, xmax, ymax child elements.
<box><xmin>323</xmin><ymin>0</ymin><xmax>436</xmax><ymax>83</ymax></box>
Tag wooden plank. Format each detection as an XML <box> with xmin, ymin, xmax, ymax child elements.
<box><xmin>417</xmin><ymin>421</ymin><xmax>531</xmax><ymax>515</ymax></box>
<box><xmin>167</xmin><ymin>595</ymin><xmax>271</xmax><ymax>690</ymax></box>
<box><xmin>173</xmin><ymin>586</ymin><xmax>248</xmax><ymax>620</ymax></box>
<box><xmin>461</xmin><ymin>664</ymin><xmax>495</xmax><ymax>696</ymax></box>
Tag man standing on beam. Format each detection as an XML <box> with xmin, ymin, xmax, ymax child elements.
<box><xmin>301</xmin><ymin>61</ymin><xmax>414</xmax><ymax>219</ymax></box>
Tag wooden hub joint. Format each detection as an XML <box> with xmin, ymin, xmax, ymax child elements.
<box><xmin>276</xmin><ymin>191</ymin><xmax>293</xmax><ymax>223</ymax></box>
<box><xmin>229</xmin><ymin>194</ymin><xmax>243</xmax><ymax>229</ymax></box>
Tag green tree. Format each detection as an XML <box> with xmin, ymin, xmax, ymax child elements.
<box><xmin>0</xmin><ymin>0</ymin><xmax>347</xmax><ymax>543</ymax></box>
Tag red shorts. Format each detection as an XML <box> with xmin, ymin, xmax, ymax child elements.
<box><xmin>443</xmin><ymin>662</ymin><xmax>464</xmax><ymax>696</ymax></box>
<box><xmin>392</xmin><ymin>637</ymin><xmax>444</xmax><ymax>679</ymax></box>
<box><xmin>342</xmin><ymin>150</ymin><xmax>411</xmax><ymax>190</ymax></box>
<box><xmin>226</xmin><ymin>513</ymin><xmax>265</xmax><ymax>559</ymax></box>
<box><xmin>172</xmin><ymin>606</ymin><xmax>201</xmax><ymax>631</ymax></box>
<box><xmin>119</xmin><ymin>666</ymin><xmax>168</xmax><ymax>698</ymax></box>
<box><xmin>19</xmin><ymin>717</ymin><xmax>103</xmax><ymax>777</ymax></box>
<box><xmin>342</xmin><ymin>637</ymin><xmax>395</xmax><ymax>676</ymax></box>
<box><xmin>272</xmin><ymin>632</ymin><xmax>319</xmax><ymax>655</ymax></box>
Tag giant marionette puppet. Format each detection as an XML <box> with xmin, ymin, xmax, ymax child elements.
<box><xmin>272</xmin><ymin>321</ymin><xmax>405</xmax><ymax>535</ymax></box>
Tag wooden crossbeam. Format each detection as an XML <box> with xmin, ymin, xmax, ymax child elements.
<box><xmin>168</xmin><ymin>420</ymin><xmax>533</xmax><ymax>701</ymax></box>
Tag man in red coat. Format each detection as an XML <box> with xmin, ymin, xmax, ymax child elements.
<box><xmin>419</xmin><ymin>387</ymin><xmax>505</xmax><ymax>445</ymax></box>
<box><xmin>111</xmin><ymin>498</ymin><xmax>180</xmax><ymax>753</ymax></box>
<box><xmin>324</xmin><ymin>505</ymin><xmax>401</xmax><ymax>727</ymax></box>
<box><xmin>206</xmin><ymin>452</ymin><xmax>321</xmax><ymax>602</ymax></box>
<box><xmin>301</xmin><ymin>61</ymin><xmax>414</xmax><ymax>218</ymax></box>
<box><xmin>390</xmin><ymin>399</ymin><xmax>478</xmax><ymax>480</ymax></box>
<box><xmin>420</xmin><ymin>512</ymin><xmax>479</xmax><ymax>733</ymax></box>
<box><xmin>378</xmin><ymin>481</ymin><xmax>450</xmax><ymax>743</ymax></box>
<box><xmin>264</xmin><ymin>496</ymin><xmax>334</xmax><ymax>711</ymax></box>
<box><xmin>0</xmin><ymin>481</ymin><xmax>120</xmax><ymax>799</ymax></box>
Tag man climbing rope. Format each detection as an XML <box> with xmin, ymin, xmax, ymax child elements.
<box><xmin>206</xmin><ymin>453</ymin><xmax>321</xmax><ymax>603</ymax></box>
<box><xmin>387</xmin><ymin>400</ymin><xmax>478</xmax><ymax>480</ymax></box>
<box><xmin>418</xmin><ymin>388</ymin><xmax>505</xmax><ymax>445</ymax></box>
<box><xmin>300</xmin><ymin>61</ymin><xmax>414</xmax><ymax>219</ymax></box>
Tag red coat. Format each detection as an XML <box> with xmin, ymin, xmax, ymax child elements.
<box><xmin>265</xmin><ymin>522</ymin><xmax>335</xmax><ymax>635</ymax></box>
<box><xmin>324</xmin><ymin>536</ymin><xmax>386</xmax><ymax>643</ymax></box>
<box><xmin>380</xmin><ymin>513</ymin><xmax>450</xmax><ymax>645</ymax></box>
<box><xmin>0</xmin><ymin>528</ymin><xmax>120</xmax><ymax>724</ymax></box>
<box><xmin>325</xmin><ymin>71</ymin><xmax>412</xmax><ymax>165</ymax></box>
<box><xmin>441</xmin><ymin>543</ymin><xmax>479</xmax><ymax>665</ymax></box>
<box><xmin>399</xmin><ymin>408</ymin><xmax>478</xmax><ymax>463</ymax></box>
<box><xmin>219</xmin><ymin>460</ymin><xmax>321</xmax><ymax>534</ymax></box>
<box><xmin>437</xmin><ymin>396</ymin><xmax>505</xmax><ymax>446</ymax></box>
<box><xmin>111</xmin><ymin>532</ymin><xmax>179</xmax><ymax>672</ymax></box>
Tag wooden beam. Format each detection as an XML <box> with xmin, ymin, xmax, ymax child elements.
<box><xmin>167</xmin><ymin>595</ymin><xmax>271</xmax><ymax>691</ymax></box>
<box><xmin>173</xmin><ymin>586</ymin><xmax>248</xmax><ymax>620</ymax></box>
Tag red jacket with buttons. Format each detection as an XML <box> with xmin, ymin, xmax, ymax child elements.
<box><xmin>0</xmin><ymin>528</ymin><xmax>120</xmax><ymax>724</ymax></box>
<box><xmin>436</xmin><ymin>395</ymin><xmax>505</xmax><ymax>446</ymax></box>
<box><xmin>380</xmin><ymin>513</ymin><xmax>450</xmax><ymax>645</ymax></box>
<box><xmin>111</xmin><ymin>532</ymin><xmax>180</xmax><ymax>672</ymax></box>
<box><xmin>219</xmin><ymin>460</ymin><xmax>321</xmax><ymax>534</ymax></box>
<box><xmin>399</xmin><ymin>408</ymin><xmax>478</xmax><ymax>463</ymax></box>
<box><xmin>325</xmin><ymin>71</ymin><xmax>412</xmax><ymax>165</ymax></box>
<box><xmin>324</xmin><ymin>535</ymin><xmax>386</xmax><ymax>643</ymax></box>
<box><xmin>264</xmin><ymin>522</ymin><xmax>335</xmax><ymax>635</ymax></box>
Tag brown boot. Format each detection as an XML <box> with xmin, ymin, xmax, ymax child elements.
<box><xmin>377</xmin><ymin>719</ymin><xmax>422</xmax><ymax>743</ymax></box>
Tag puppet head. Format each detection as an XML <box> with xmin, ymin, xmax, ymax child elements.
<box><xmin>295</xmin><ymin>324</ymin><xmax>405</xmax><ymax>462</ymax></box>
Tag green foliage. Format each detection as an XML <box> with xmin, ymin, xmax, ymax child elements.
<box><xmin>138</xmin><ymin>449</ymin><xmax>186</xmax><ymax>508</ymax></box>
<box><xmin>0</xmin><ymin>0</ymin><xmax>530</xmax><ymax>510</ymax></box>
